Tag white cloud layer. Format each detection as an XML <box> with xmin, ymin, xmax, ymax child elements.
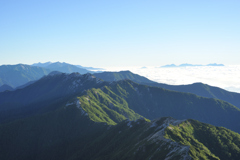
<box><xmin>102</xmin><ymin>65</ymin><xmax>240</xmax><ymax>93</ymax></box>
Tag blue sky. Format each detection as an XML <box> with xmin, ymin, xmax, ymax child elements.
<box><xmin>1</xmin><ymin>0</ymin><xmax>240</xmax><ymax>67</ymax></box>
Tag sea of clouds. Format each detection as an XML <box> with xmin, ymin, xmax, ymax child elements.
<box><xmin>101</xmin><ymin>65</ymin><xmax>240</xmax><ymax>93</ymax></box>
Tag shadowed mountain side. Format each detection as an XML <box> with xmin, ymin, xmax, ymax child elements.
<box><xmin>0</xmin><ymin>73</ymin><xmax>240</xmax><ymax>159</ymax></box>
<box><xmin>0</xmin><ymin>104</ymin><xmax>107</xmax><ymax>160</ymax></box>
<box><xmin>94</xmin><ymin>71</ymin><xmax>240</xmax><ymax>108</ymax></box>
<box><xmin>0</xmin><ymin>84</ymin><xmax>14</xmax><ymax>92</ymax></box>
<box><xmin>142</xmin><ymin>82</ymin><xmax>240</xmax><ymax>109</ymax></box>
<box><xmin>98</xmin><ymin>80</ymin><xmax>240</xmax><ymax>133</ymax></box>
<box><xmin>15</xmin><ymin>71</ymin><xmax>62</xmax><ymax>90</ymax></box>
<box><xmin>1</xmin><ymin>100</ymin><xmax>240</xmax><ymax>160</ymax></box>
<box><xmin>71</xmin><ymin>117</ymin><xmax>240</xmax><ymax>160</ymax></box>
<box><xmin>0</xmin><ymin>73</ymin><xmax>107</xmax><ymax>123</ymax></box>
<box><xmin>0</xmin><ymin>73</ymin><xmax>104</xmax><ymax>111</ymax></box>
<box><xmin>1</xmin><ymin>72</ymin><xmax>240</xmax><ymax>133</ymax></box>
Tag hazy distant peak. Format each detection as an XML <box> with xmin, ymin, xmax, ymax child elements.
<box><xmin>161</xmin><ymin>63</ymin><xmax>224</xmax><ymax>68</ymax></box>
<box><xmin>32</xmin><ymin>62</ymin><xmax>52</xmax><ymax>67</ymax></box>
<box><xmin>161</xmin><ymin>64</ymin><xmax>177</xmax><ymax>68</ymax></box>
<box><xmin>207</xmin><ymin>63</ymin><xmax>224</xmax><ymax>66</ymax></box>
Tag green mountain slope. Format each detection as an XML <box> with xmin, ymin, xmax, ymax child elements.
<box><xmin>0</xmin><ymin>79</ymin><xmax>144</xmax><ymax>159</ymax></box>
<box><xmin>95</xmin><ymin>80</ymin><xmax>240</xmax><ymax>133</ymax></box>
<box><xmin>2</xmin><ymin>98</ymin><xmax>240</xmax><ymax>160</ymax></box>
<box><xmin>1</xmin><ymin>73</ymin><xmax>240</xmax><ymax>159</ymax></box>
<box><xmin>0</xmin><ymin>73</ymin><xmax>107</xmax><ymax>123</ymax></box>
<box><xmin>165</xmin><ymin>119</ymin><xmax>240</xmax><ymax>160</ymax></box>
<box><xmin>0</xmin><ymin>73</ymin><xmax>104</xmax><ymax>111</ymax></box>
<box><xmin>94</xmin><ymin>71</ymin><xmax>240</xmax><ymax>108</ymax></box>
<box><xmin>71</xmin><ymin>117</ymin><xmax>240</xmax><ymax>160</ymax></box>
<box><xmin>77</xmin><ymin>88</ymin><xmax>144</xmax><ymax>125</ymax></box>
<box><xmin>1</xmin><ymin>74</ymin><xmax>240</xmax><ymax>134</ymax></box>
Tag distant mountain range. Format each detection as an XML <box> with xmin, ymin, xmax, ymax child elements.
<box><xmin>0</xmin><ymin>72</ymin><xmax>240</xmax><ymax>159</ymax></box>
<box><xmin>0</xmin><ymin>62</ymin><xmax>95</xmax><ymax>91</ymax></box>
<box><xmin>1</xmin><ymin>64</ymin><xmax>240</xmax><ymax>109</ymax></box>
<box><xmin>32</xmin><ymin>62</ymin><xmax>93</xmax><ymax>74</ymax></box>
<box><xmin>0</xmin><ymin>64</ymin><xmax>51</xmax><ymax>88</ymax></box>
<box><xmin>161</xmin><ymin>63</ymin><xmax>224</xmax><ymax>68</ymax></box>
<box><xmin>32</xmin><ymin>61</ymin><xmax>103</xmax><ymax>71</ymax></box>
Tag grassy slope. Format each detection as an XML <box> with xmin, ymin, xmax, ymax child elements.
<box><xmin>165</xmin><ymin>119</ymin><xmax>240</xmax><ymax>160</ymax></box>
<box><xmin>70</xmin><ymin>117</ymin><xmax>240</xmax><ymax>160</ymax></box>
<box><xmin>100</xmin><ymin>80</ymin><xmax>240</xmax><ymax>133</ymax></box>
<box><xmin>1</xmin><ymin>75</ymin><xmax>240</xmax><ymax>159</ymax></box>
<box><xmin>70</xmin><ymin>118</ymin><xmax>190</xmax><ymax>160</ymax></box>
<box><xmin>94</xmin><ymin>71</ymin><xmax>240</xmax><ymax>108</ymax></box>
<box><xmin>78</xmin><ymin>87</ymin><xmax>144</xmax><ymax>125</ymax></box>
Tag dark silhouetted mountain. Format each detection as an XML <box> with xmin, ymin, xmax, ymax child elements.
<box><xmin>0</xmin><ymin>84</ymin><xmax>14</xmax><ymax>92</ymax></box>
<box><xmin>94</xmin><ymin>71</ymin><xmax>240</xmax><ymax>108</ymax></box>
<box><xmin>15</xmin><ymin>80</ymin><xmax>37</xmax><ymax>90</ymax></box>
<box><xmin>15</xmin><ymin>71</ymin><xmax>63</xmax><ymax>90</ymax></box>
<box><xmin>1</xmin><ymin>111</ymin><xmax>240</xmax><ymax>160</ymax></box>
<box><xmin>75</xmin><ymin>117</ymin><xmax>240</xmax><ymax>160</ymax></box>
<box><xmin>0</xmin><ymin>64</ymin><xmax>51</xmax><ymax>88</ymax></box>
<box><xmin>0</xmin><ymin>101</ymin><xmax>108</xmax><ymax>160</ymax></box>
<box><xmin>0</xmin><ymin>72</ymin><xmax>105</xmax><ymax>113</ymax></box>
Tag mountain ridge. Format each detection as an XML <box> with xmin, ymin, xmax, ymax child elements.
<box><xmin>94</xmin><ymin>70</ymin><xmax>240</xmax><ymax>108</ymax></box>
<box><xmin>0</xmin><ymin>72</ymin><xmax>240</xmax><ymax>159</ymax></box>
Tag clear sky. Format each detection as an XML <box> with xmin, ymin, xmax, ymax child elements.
<box><xmin>1</xmin><ymin>0</ymin><xmax>240</xmax><ymax>67</ymax></box>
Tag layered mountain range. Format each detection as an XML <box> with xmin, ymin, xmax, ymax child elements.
<box><xmin>1</xmin><ymin>63</ymin><xmax>240</xmax><ymax>159</ymax></box>
<box><xmin>94</xmin><ymin>71</ymin><xmax>240</xmax><ymax>109</ymax></box>
<box><xmin>0</xmin><ymin>62</ymin><xmax>94</xmax><ymax>89</ymax></box>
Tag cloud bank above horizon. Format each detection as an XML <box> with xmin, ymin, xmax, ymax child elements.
<box><xmin>101</xmin><ymin>65</ymin><xmax>240</xmax><ymax>93</ymax></box>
